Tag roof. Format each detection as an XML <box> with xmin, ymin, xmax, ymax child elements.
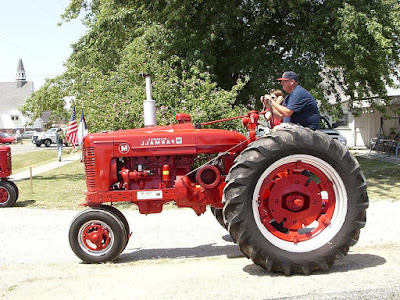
<box><xmin>17</xmin><ymin>59</ymin><xmax>26</xmax><ymax>73</ymax></box>
<box><xmin>0</xmin><ymin>81</ymin><xmax>35</xmax><ymax>112</ymax></box>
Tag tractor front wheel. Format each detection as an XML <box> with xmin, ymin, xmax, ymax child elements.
<box><xmin>223</xmin><ymin>126</ymin><xmax>368</xmax><ymax>275</ymax></box>
<box><xmin>210</xmin><ymin>207</ymin><xmax>227</xmax><ymax>230</ymax></box>
<box><xmin>99</xmin><ymin>204</ymin><xmax>131</xmax><ymax>247</ymax></box>
<box><xmin>69</xmin><ymin>208</ymin><xmax>127</xmax><ymax>263</ymax></box>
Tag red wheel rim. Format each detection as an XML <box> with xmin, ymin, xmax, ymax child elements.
<box><xmin>257</xmin><ymin>160</ymin><xmax>335</xmax><ymax>243</ymax></box>
<box><xmin>0</xmin><ymin>187</ymin><xmax>9</xmax><ymax>204</ymax></box>
<box><xmin>81</xmin><ymin>223</ymin><xmax>111</xmax><ymax>251</ymax></box>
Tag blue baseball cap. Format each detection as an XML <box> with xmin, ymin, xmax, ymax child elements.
<box><xmin>276</xmin><ymin>71</ymin><xmax>299</xmax><ymax>82</ymax></box>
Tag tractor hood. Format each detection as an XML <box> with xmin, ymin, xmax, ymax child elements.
<box><xmin>83</xmin><ymin>122</ymin><xmax>249</xmax><ymax>157</ymax></box>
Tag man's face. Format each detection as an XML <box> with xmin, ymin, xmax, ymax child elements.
<box><xmin>280</xmin><ymin>79</ymin><xmax>295</xmax><ymax>93</ymax></box>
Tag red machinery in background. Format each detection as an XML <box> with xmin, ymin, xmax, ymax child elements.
<box><xmin>0</xmin><ymin>146</ymin><xmax>18</xmax><ymax>207</ymax></box>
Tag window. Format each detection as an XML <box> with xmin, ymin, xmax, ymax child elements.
<box><xmin>11</xmin><ymin>115</ymin><xmax>19</xmax><ymax>121</ymax></box>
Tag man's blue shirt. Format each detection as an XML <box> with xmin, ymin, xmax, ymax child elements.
<box><xmin>282</xmin><ymin>85</ymin><xmax>320</xmax><ymax>130</ymax></box>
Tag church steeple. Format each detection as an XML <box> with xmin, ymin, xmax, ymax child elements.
<box><xmin>16</xmin><ymin>59</ymin><xmax>27</xmax><ymax>88</ymax></box>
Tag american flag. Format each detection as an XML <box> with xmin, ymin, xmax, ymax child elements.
<box><xmin>66</xmin><ymin>106</ymin><xmax>78</xmax><ymax>147</ymax></box>
<box><xmin>77</xmin><ymin>109</ymin><xmax>88</xmax><ymax>145</ymax></box>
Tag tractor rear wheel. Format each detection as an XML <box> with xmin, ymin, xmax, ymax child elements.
<box><xmin>69</xmin><ymin>208</ymin><xmax>127</xmax><ymax>263</ymax></box>
<box><xmin>0</xmin><ymin>181</ymin><xmax>18</xmax><ymax>207</ymax></box>
<box><xmin>223</xmin><ymin>126</ymin><xmax>368</xmax><ymax>275</ymax></box>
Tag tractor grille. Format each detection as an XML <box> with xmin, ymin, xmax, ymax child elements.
<box><xmin>7</xmin><ymin>149</ymin><xmax>11</xmax><ymax>173</ymax></box>
<box><xmin>83</xmin><ymin>146</ymin><xmax>96</xmax><ymax>189</ymax></box>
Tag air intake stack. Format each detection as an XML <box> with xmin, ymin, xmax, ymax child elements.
<box><xmin>143</xmin><ymin>74</ymin><xmax>156</xmax><ymax>127</ymax></box>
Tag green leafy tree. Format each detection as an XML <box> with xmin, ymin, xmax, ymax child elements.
<box><xmin>23</xmin><ymin>24</ymin><xmax>247</xmax><ymax>132</ymax></box>
<box><xmin>22</xmin><ymin>0</ymin><xmax>400</xmax><ymax>128</ymax></box>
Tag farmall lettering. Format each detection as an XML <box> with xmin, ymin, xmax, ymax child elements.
<box><xmin>140</xmin><ymin>137</ymin><xmax>183</xmax><ymax>146</ymax></box>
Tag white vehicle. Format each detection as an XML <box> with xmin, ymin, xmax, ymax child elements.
<box><xmin>32</xmin><ymin>128</ymin><xmax>66</xmax><ymax>147</ymax></box>
<box><xmin>319</xmin><ymin>115</ymin><xmax>347</xmax><ymax>146</ymax></box>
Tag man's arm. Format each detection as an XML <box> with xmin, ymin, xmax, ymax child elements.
<box><xmin>262</xmin><ymin>95</ymin><xmax>293</xmax><ymax>119</ymax></box>
<box><xmin>270</xmin><ymin>100</ymin><xmax>293</xmax><ymax>118</ymax></box>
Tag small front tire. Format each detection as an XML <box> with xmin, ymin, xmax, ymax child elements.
<box><xmin>99</xmin><ymin>205</ymin><xmax>131</xmax><ymax>247</ymax></box>
<box><xmin>210</xmin><ymin>207</ymin><xmax>228</xmax><ymax>230</ymax></box>
<box><xmin>69</xmin><ymin>208</ymin><xmax>127</xmax><ymax>263</ymax></box>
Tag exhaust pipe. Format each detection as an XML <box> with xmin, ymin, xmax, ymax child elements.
<box><xmin>142</xmin><ymin>74</ymin><xmax>156</xmax><ymax>127</ymax></box>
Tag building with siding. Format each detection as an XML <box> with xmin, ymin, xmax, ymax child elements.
<box><xmin>0</xmin><ymin>59</ymin><xmax>43</xmax><ymax>133</ymax></box>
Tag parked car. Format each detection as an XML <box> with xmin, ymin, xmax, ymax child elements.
<box><xmin>21</xmin><ymin>130</ymin><xmax>35</xmax><ymax>139</ymax></box>
<box><xmin>32</xmin><ymin>128</ymin><xmax>59</xmax><ymax>147</ymax></box>
<box><xmin>32</xmin><ymin>128</ymin><xmax>69</xmax><ymax>147</ymax></box>
<box><xmin>319</xmin><ymin>115</ymin><xmax>347</xmax><ymax>146</ymax></box>
<box><xmin>0</xmin><ymin>132</ymin><xmax>17</xmax><ymax>144</ymax></box>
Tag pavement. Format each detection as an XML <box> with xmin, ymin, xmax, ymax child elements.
<box><xmin>10</xmin><ymin>153</ymin><xmax>81</xmax><ymax>182</ymax></box>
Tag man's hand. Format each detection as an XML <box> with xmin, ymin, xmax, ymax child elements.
<box><xmin>260</xmin><ymin>94</ymin><xmax>272</xmax><ymax>111</ymax></box>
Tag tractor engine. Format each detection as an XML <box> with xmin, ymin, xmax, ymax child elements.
<box><xmin>82</xmin><ymin>114</ymin><xmax>251</xmax><ymax>215</ymax></box>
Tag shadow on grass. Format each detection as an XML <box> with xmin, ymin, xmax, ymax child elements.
<box><xmin>242</xmin><ymin>253</ymin><xmax>386</xmax><ymax>276</ymax></box>
<box><xmin>117</xmin><ymin>243</ymin><xmax>243</xmax><ymax>263</ymax></box>
<box><xmin>29</xmin><ymin>173</ymin><xmax>86</xmax><ymax>182</ymax></box>
<box><xmin>117</xmin><ymin>240</ymin><xmax>385</xmax><ymax>276</ymax></box>
<box><xmin>14</xmin><ymin>200</ymin><xmax>36</xmax><ymax>207</ymax></box>
<box><xmin>356</xmin><ymin>156</ymin><xmax>400</xmax><ymax>199</ymax></box>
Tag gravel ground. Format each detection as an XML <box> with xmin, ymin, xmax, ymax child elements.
<box><xmin>0</xmin><ymin>200</ymin><xmax>400</xmax><ymax>299</ymax></box>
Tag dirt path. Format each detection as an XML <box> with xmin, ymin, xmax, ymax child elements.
<box><xmin>1</xmin><ymin>200</ymin><xmax>400</xmax><ymax>299</ymax></box>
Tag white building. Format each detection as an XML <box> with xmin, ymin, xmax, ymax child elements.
<box><xmin>335</xmin><ymin>96</ymin><xmax>400</xmax><ymax>149</ymax></box>
<box><xmin>0</xmin><ymin>59</ymin><xmax>43</xmax><ymax>133</ymax></box>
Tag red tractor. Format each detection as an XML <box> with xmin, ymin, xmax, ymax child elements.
<box><xmin>69</xmin><ymin>79</ymin><xmax>368</xmax><ymax>275</ymax></box>
<box><xmin>0</xmin><ymin>146</ymin><xmax>19</xmax><ymax>207</ymax></box>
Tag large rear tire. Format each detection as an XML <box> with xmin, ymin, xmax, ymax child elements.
<box><xmin>223</xmin><ymin>126</ymin><xmax>368</xmax><ymax>275</ymax></box>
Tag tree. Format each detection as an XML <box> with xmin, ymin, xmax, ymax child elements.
<box><xmin>22</xmin><ymin>0</ymin><xmax>400</xmax><ymax>129</ymax></box>
<box><xmin>22</xmin><ymin>23</ymin><xmax>247</xmax><ymax>132</ymax></box>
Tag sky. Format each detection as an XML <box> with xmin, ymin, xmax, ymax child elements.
<box><xmin>0</xmin><ymin>0</ymin><xmax>86</xmax><ymax>90</ymax></box>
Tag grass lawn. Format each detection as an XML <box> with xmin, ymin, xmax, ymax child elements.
<box><xmin>12</xmin><ymin>149</ymin><xmax>76</xmax><ymax>174</ymax></box>
<box><xmin>11</xmin><ymin>151</ymin><xmax>400</xmax><ymax>210</ymax></box>
<box><xmin>14</xmin><ymin>160</ymin><xmax>87</xmax><ymax>209</ymax></box>
<box><xmin>354</xmin><ymin>156</ymin><xmax>400</xmax><ymax>201</ymax></box>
